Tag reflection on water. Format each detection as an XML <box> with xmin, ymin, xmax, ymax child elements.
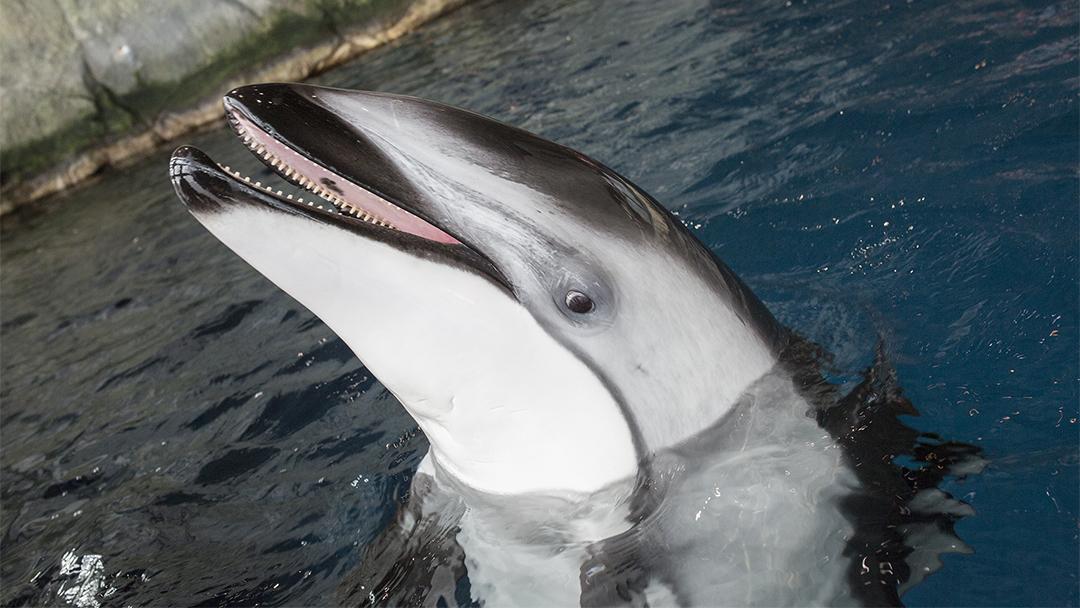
<box><xmin>57</xmin><ymin>551</ymin><xmax>106</xmax><ymax>608</ymax></box>
<box><xmin>1</xmin><ymin>0</ymin><xmax>1076</xmax><ymax>606</ymax></box>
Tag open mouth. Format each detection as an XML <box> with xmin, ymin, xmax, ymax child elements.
<box><xmin>169</xmin><ymin>83</ymin><xmax>518</xmax><ymax>294</ymax></box>
<box><xmin>172</xmin><ymin>94</ymin><xmax>460</xmax><ymax>245</ymax></box>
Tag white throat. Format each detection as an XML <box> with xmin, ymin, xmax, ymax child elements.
<box><xmin>194</xmin><ymin>206</ymin><xmax>639</xmax><ymax>495</ymax></box>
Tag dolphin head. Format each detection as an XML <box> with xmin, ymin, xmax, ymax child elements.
<box><xmin>170</xmin><ymin>83</ymin><xmax>784</xmax><ymax>496</ymax></box>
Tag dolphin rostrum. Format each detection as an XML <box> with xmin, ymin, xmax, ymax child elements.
<box><xmin>169</xmin><ymin>83</ymin><xmax>978</xmax><ymax>607</ymax></box>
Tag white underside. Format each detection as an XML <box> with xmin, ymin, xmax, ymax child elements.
<box><xmin>414</xmin><ymin>371</ymin><xmax>860</xmax><ymax>607</ymax></box>
<box><xmin>194</xmin><ymin>205</ymin><xmax>638</xmax><ymax>495</ymax></box>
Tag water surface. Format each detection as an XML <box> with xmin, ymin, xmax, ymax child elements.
<box><xmin>2</xmin><ymin>0</ymin><xmax>1076</xmax><ymax>605</ymax></box>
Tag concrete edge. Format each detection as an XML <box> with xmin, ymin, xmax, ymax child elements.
<box><xmin>0</xmin><ymin>0</ymin><xmax>468</xmax><ymax>216</ymax></box>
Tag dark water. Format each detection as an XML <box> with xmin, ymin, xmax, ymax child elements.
<box><xmin>2</xmin><ymin>0</ymin><xmax>1076</xmax><ymax>605</ymax></box>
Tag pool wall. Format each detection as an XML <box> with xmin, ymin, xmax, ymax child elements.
<box><xmin>0</xmin><ymin>0</ymin><xmax>468</xmax><ymax>213</ymax></box>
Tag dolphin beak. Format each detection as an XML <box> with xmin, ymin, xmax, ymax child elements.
<box><xmin>168</xmin><ymin>84</ymin><xmax>511</xmax><ymax>291</ymax></box>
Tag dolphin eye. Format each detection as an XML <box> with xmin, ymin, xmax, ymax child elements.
<box><xmin>564</xmin><ymin>290</ymin><xmax>594</xmax><ymax>314</ymax></box>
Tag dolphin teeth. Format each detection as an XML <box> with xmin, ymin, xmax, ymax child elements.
<box><xmin>226</xmin><ymin>126</ymin><xmax>398</xmax><ymax>230</ymax></box>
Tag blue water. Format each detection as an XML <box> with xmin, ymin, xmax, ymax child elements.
<box><xmin>1</xmin><ymin>0</ymin><xmax>1076</xmax><ymax>605</ymax></box>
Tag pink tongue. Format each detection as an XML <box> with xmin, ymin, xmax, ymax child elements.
<box><xmin>233</xmin><ymin>112</ymin><xmax>460</xmax><ymax>245</ymax></box>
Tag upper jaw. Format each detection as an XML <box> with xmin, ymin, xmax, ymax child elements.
<box><xmin>218</xmin><ymin>84</ymin><xmax>464</xmax><ymax>243</ymax></box>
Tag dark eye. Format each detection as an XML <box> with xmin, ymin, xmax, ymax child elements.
<box><xmin>564</xmin><ymin>290</ymin><xmax>594</xmax><ymax>314</ymax></box>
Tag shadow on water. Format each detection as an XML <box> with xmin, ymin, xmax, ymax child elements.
<box><xmin>1</xmin><ymin>0</ymin><xmax>1076</xmax><ymax>605</ymax></box>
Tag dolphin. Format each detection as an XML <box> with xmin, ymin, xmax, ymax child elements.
<box><xmin>169</xmin><ymin>83</ymin><xmax>978</xmax><ymax>607</ymax></box>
